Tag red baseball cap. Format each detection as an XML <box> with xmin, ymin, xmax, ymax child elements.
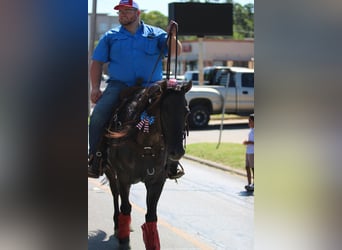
<box><xmin>114</xmin><ymin>0</ymin><xmax>139</xmax><ymax>10</ymax></box>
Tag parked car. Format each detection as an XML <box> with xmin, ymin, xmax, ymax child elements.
<box><xmin>185</xmin><ymin>66</ymin><xmax>254</xmax><ymax>129</ymax></box>
<box><xmin>163</xmin><ymin>71</ymin><xmax>184</xmax><ymax>81</ymax></box>
<box><xmin>184</xmin><ymin>70</ymin><xmax>199</xmax><ymax>85</ymax></box>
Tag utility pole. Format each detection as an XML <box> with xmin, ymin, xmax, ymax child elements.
<box><xmin>88</xmin><ymin>0</ymin><xmax>97</xmax><ymax>116</ymax></box>
<box><xmin>198</xmin><ymin>36</ymin><xmax>204</xmax><ymax>85</ymax></box>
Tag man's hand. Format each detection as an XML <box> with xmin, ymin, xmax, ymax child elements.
<box><xmin>90</xmin><ymin>60</ymin><xmax>104</xmax><ymax>103</ymax></box>
<box><xmin>166</xmin><ymin>20</ymin><xmax>182</xmax><ymax>56</ymax></box>
<box><xmin>90</xmin><ymin>88</ymin><xmax>102</xmax><ymax>104</ymax></box>
<box><xmin>166</xmin><ymin>20</ymin><xmax>178</xmax><ymax>36</ymax></box>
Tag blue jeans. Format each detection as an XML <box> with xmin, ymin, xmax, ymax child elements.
<box><xmin>89</xmin><ymin>81</ymin><xmax>128</xmax><ymax>155</ymax></box>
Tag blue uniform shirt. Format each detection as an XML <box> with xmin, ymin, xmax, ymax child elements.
<box><xmin>92</xmin><ymin>21</ymin><xmax>168</xmax><ymax>87</ymax></box>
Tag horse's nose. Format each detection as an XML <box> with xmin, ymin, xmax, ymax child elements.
<box><xmin>168</xmin><ymin>147</ymin><xmax>185</xmax><ymax>161</ymax></box>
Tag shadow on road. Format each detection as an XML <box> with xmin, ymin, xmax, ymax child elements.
<box><xmin>238</xmin><ymin>191</ymin><xmax>254</xmax><ymax>197</ymax></box>
<box><xmin>88</xmin><ymin>230</ymin><xmax>131</xmax><ymax>250</ymax></box>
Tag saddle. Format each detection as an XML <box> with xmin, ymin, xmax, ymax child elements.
<box><xmin>105</xmin><ymin>80</ymin><xmax>166</xmax><ymax>142</ymax></box>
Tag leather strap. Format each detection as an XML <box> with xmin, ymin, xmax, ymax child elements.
<box><xmin>148</xmin><ymin>23</ymin><xmax>179</xmax><ymax>84</ymax></box>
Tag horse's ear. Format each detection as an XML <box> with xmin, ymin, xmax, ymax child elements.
<box><xmin>183</xmin><ymin>80</ymin><xmax>192</xmax><ymax>93</ymax></box>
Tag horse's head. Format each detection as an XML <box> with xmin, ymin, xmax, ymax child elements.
<box><xmin>160</xmin><ymin>80</ymin><xmax>192</xmax><ymax>161</ymax></box>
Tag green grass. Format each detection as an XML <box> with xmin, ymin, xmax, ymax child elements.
<box><xmin>185</xmin><ymin>142</ymin><xmax>245</xmax><ymax>169</ymax></box>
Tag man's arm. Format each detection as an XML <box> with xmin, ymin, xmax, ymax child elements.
<box><xmin>90</xmin><ymin>60</ymin><xmax>104</xmax><ymax>104</ymax></box>
<box><xmin>166</xmin><ymin>20</ymin><xmax>182</xmax><ymax>56</ymax></box>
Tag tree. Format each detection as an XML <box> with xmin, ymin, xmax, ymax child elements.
<box><xmin>233</xmin><ymin>3</ymin><xmax>254</xmax><ymax>39</ymax></box>
<box><xmin>140</xmin><ymin>11</ymin><xmax>168</xmax><ymax>30</ymax></box>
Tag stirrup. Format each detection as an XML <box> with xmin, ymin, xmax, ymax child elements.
<box><xmin>88</xmin><ymin>152</ymin><xmax>107</xmax><ymax>178</ymax></box>
<box><xmin>168</xmin><ymin>162</ymin><xmax>185</xmax><ymax>180</ymax></box>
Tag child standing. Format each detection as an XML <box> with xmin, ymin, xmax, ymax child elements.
<box><xmin>243</xmin><ymin>114</ymin><xmax>254</xmax><ymax>191</ymax></box>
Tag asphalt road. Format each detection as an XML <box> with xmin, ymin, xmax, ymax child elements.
<box><xmin>88</xmin><ymin>117</ymin><xmax>252</xmax><ymax>249</ymax></box>
<box><xmin>88</xmin><ymin>158</ymin><xmax>254</xmax><ymax>250</ymax></box>
<box><xmin>187</xmin><ymin>119</ymin><xmax>249</xmax><ymax>145</ymax></box>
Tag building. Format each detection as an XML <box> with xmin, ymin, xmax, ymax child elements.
<box><xmin>179</xmin><ymin>38</ymin><xmax>254</xmax><ymax>72</ymax></box>
<box><xmin>88</xmin><ymin>13</ymin><xmax>119</xmax><ymax>44</ymax></box>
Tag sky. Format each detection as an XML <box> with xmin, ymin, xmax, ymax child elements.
<box><xmin>88</xmin><ymin>0</ymin><xmax>254</xmax><ymax>16</ymax></box>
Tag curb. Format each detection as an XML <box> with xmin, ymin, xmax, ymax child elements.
<box><xmin>183</xmin><ymin>154</ymin><xmax>246</xmax><ymax>177</ymax></box>
<box><xmin>209</xmin><ymin>119</ymin><xmax>248</xmax><ymax>125</ymax></box>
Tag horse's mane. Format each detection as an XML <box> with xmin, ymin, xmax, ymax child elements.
<box><xmin>106</xmin><ymin>80</ymin><xmax>166</xmax><ymax>139</ymax></box>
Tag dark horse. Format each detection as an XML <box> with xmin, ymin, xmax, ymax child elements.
<box><xmin>103</xmin><ymin>79</ymin><xmax>192</xmax><ymax>249</ymax></box>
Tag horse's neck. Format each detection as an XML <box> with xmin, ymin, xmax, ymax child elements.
<box><xmin>136</xmin><ymin>107</ymin><xmax>163</xmax><ymax>144</ymax></box>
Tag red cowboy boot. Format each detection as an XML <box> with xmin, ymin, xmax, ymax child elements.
<box><xmin>118</xmin><ymin>213</ymin><xmax>131</xmax><ymax>242</ymax></box>
<box><xmin>141</xmin><ymin>221</ymin><xmax>160</xmax><ymax>250</ymax></box>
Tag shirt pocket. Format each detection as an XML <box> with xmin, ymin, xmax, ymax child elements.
<box><xmin>144</xmin><ymin>36</ymin><xmax>159</xmax><ymax>55</ymax></box>
<box><xmin>108</xmin><ymin>36</ymin><xmax>129</xmax><ymax>58</ymax></box>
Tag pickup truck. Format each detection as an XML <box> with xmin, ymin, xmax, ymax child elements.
<box><xmin>185</xmin><ymin>66</ymin><xmax>254</xmax><ymax>129</ymax></box>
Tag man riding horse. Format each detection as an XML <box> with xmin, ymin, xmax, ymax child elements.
<box><xmin>88</xmin><ymin>0</ymin><xmax>184</xmax><ymax>180</ymax></box>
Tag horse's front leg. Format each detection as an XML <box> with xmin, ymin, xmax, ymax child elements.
<box><xmin>117</xmin><ymin>181</ymin><xmax>132</xmax><ymax>244</ymax></box>
<box><xmin>105</xmin><ymin>168</ymin><xmax>120</xmax><ymax>236</ymax></box>
<box><xmin>141</xmin><ymin>180</ymin><xmax>165</xmax><ymax>250</ymax></box>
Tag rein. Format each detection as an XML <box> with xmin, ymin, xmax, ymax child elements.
<box><xmin>165</xmin><ymin>22</ymin><xmax>179</xmax><ymax>80</ymax></box>
<box><xmin>147</xmin><ymin>22</ymin><xmax>179</xmax><ymax>84</ymax></box>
